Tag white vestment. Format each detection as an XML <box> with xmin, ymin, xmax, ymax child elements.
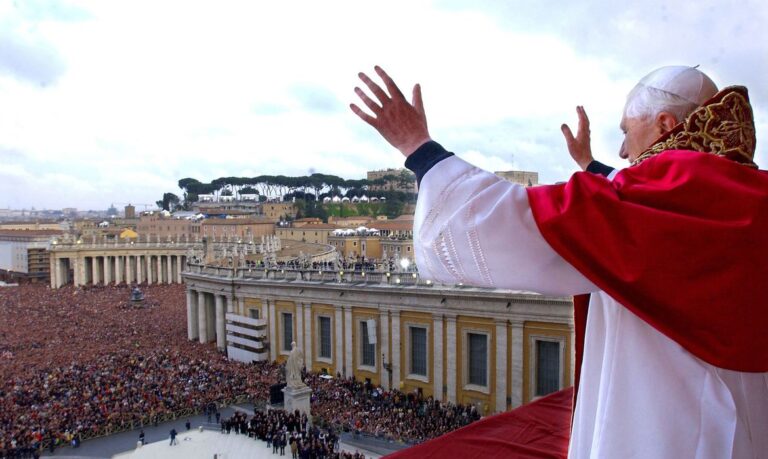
<box><xmin>414</xmin><ymin>155</ymin><xmax>768</xmax><ymax>458</ymax></box>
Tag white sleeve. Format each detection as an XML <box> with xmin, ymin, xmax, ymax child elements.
<box><xmin>414</xmin><ymin>155</ymin><xmax>598</xmax><ymax>296</ymax></box>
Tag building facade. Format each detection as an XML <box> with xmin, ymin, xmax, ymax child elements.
<box><xmin>136</xmin><ymin>214</ymin><xmax>200</xmax><ymax>240</ymax></box>
<box><xmin>0</xmin><ymin>229</ymin><xmax>63</xmax><ymax>283</ymax></box>
<box><xmin>276</xmin><ymin>224</ymin><xmax>338</xmax><ymax>245</ymax></box>
<box><xmin>328</xmin><ymin>234</ymin><xmax>382</xmax><ymax>260</ymax></box>
<box><xmin>201</xmin><ymin>218</ymin><xmax>276</xmax><ymax>241</ymax></box>
<box><xmin>184</xmin><ymin>266</ymin><xmax>574</xmax><ymax>415</ymax></box>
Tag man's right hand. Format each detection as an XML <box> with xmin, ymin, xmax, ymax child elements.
<box><xmin>561</xmin><ymin>106</ymin><xmax>594</xmax><ymax>171</ymax></box>
<box><xmin>350</xmin><ymin>66</ymin><xmax>432</xmax><ymax>157</ymax></box>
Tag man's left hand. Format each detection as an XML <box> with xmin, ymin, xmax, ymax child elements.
<box><xmin>350</xmin><ymin>66</ymin><xmax>431</xmax><ymax>157</ymax></box>
<box><xmin>561</xmin><ymin>105</ymin><xmax>593</xmax><ymax>170</ymax></box>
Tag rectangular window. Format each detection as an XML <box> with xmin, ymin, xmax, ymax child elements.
<box><xmin>249</xmin><ymin>308</ymin><xmax>259</xmax><ymax>319</ymax></box>
<box><xmin>536</xmin><ymin>340</ymin><xmax>560</xmax><ymax>396</ymax></box>
<box><xmin>410</xmin><ymin>326</ymin><xmax>427</xmax><ymax>376</ymax></box>
<box><xmin>282</xmin><ymin>313</ymin><xmax>293</xmax><ymax>352</ymax></box>
<box><xmin>468</xmin><ymin>333</ymin><xmax>488</xmax><ymax>387</ymax></box>
<box><xmin>319</xmin><ymin>316</ymin><xmax>332</xmax><ymax>359</ymax></box>
<box><xmin>360</xmin><ymin>321</ymin><xmax>376</xmax><ymax>367</ymax></box>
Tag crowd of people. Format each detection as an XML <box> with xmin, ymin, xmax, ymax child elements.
<box><xmin>307</xmin><ymin>373</ymin><xmax>481</xmax><ymax>444</ymax></box>
<box><xmin>0</xmin><ymin>284</ymin><xmax>282</xmax><ymax>455</ymax></box>
<box><xmin>221</xmin><ymin>409</ymin><xmax>364</xmax><ymax>459</ymax></box>
<box><xmin>0</xmin><ymin>283</ymin><xmax>480</xmax><ymax>457</ymax></box>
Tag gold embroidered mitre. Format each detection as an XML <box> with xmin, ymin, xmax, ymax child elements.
<box><xmin>633</xmin><ymin>86</ymin><xmax>757</xmax><ymax>167</ymax></box>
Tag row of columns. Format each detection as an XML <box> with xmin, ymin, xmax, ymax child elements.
<box><xmin>52</xmin><ymin>254</ymin><xmax>186</xmax><ymax>288</ymax></box>
<box><xmin>186</xmin><ymin>289</ymin><xmax>232</xmax><ymax>352</ymax></box>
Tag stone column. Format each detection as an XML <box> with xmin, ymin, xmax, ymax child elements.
<box><xmin>166</xmin><ymin>255</ymin><xmax>173</xmax><ymax>284</ymax></box>
<box><xmin>156</xmin><ymin>255</ymin><xmax>163</xmax><ymax>284</ymax></box>
<box><xmin>391</xmin><ymin>310</ymin><xmax>401</xmax><ymax>389</ymax></box>
<box><xmin>268</xmin><ymin>299</ymin><xmax>277</xmax><ymax>361</ymax></box>
<box><xmin>344</xmin><ymin>306</ymin><xmax>353</xmax><ymax>377</ymax></box>
<box><xmin>303</xmin><ymin>303</ymin><xmax>312</xmax><ymax>369</ymax></box>
<box><xmin>495</xmin><ymin>319</ymin><xmax>509</xmax><ymax>413</ymax></box>
<box><xmin>52</xmin><ymin>257</ymin><xmax>61</xmax><ymax>288</ymax></box>
<box><xmin>510</xmin><ymin>320</ymin><xmax>524</xmax><ymax>408</ymax></box>
<box><xmin>198</xmin><ymin>292</ymin><xmax>208</xmax><ymax>343</ymax></box>
<box><xmin>176</xmin><ymin>255</ymin><xmax>183</xmax><ymax>283</ymax></box>
<box><xmin>446</xmin><ymin>314</ymin><xmax>457</xmax><ymax>403</ymax></box>
<box><xmin>206</xmin><ymin>296</ymin><xmax>216</xmax><ymax>340</ymax></box>
<box><xmin>115</xmin><ymin>256</ymin><xmax>123</xmax><ymax>285</ymax></box>
<box><xmin>380</xmin><ymin>310</ymin><xmax>390</xmax><ymax>390</ymax></box>
<box><xmin>136</xmin><ymin>255</ymin><xmax>143</xmax><ymax>284</ymax></box>
<box><xmin>215</xmin><ymin>295</ymin><xmax>226</xmax><ymax>351</ymax></box>
<box><xmin>296</xmin><ymin>303</ymin><xmax>304</xmax><ymax>357</ymax></box>
<box><xmin>433</xmin><ymin>314</ymin><xmax>444</xmax><ymax>401</ymax></box>
<box><xmin>78</xmin><ymin>256</ymin><xmax>86</xmax><ymax>286</ymax></box>
<box><xmin>334</xmin><ymin>305</ymin><xmax>344</xmax><ymax>375</ymax></box>
<box><xmin>125</xmin><ymin>256</ymin><xmax>132</xmax><ymax>284</ymax></box>
<box><xmin>91</xmin><ymin>257</ymin><xmax>99</xmax><ymax>285</ymax></box>
<box><xmin>187</xmin><ymin>290</ymin><xmax>199</xmax><ymax>340</ymax></box>
<box><xmin>104</xmin><ymin>256</ymin><xmax>112</xmax><ymax>285</ymax></box>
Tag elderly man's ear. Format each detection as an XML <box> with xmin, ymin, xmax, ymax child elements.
<box><xmin>656</xmin><ymin>112</ymin><xmax>679</xmax><ymax>134</ymax></box>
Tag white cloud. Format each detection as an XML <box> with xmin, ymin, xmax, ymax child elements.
<box><xmin>0</xmin><ymin>0</ymin><xmax>766</xmax><ymax>209</ymax></box>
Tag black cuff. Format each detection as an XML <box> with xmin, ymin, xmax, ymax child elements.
<box><xmin>586</xmin><ymin>160</ymin><xmax>614</xmax><ymax>177</ymax></box>
<box><xmin>404</xmin><ymin>141</ymin><xmax>454</xmax><ymax>186</ymax></box>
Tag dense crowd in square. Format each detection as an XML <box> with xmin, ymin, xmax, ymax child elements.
<box><xmin>0</xmin><ymin>284</ymin><xmax>481</xmax><ymax>457</ymax></box>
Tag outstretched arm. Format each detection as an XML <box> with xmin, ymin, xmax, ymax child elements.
<box><xmin>410</xmin><ymin>142</ymin><xmax>597</xmax><ymax>296</ymax></box>
<box><xmin>350</xmin><ymin>66</ymin><xmax>431</xmax><ymax>157</ymax></box>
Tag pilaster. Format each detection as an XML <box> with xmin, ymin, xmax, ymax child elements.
<box><xmin>303</xmin><ymin>303</ymin><xmax>312</xmax><ymax>369</ymax></box>
<box><xmin>495</xmin><ymin>319</ymin><xmax>508</xmax><ymax>413</ymax></box>
<box><xmin>391</xmin><ymin>310</ymin><xmax>401</xmax><ymax>389</ymax></box>
<box><xmin>268</xmin><ymin>299</ymin><xmax>277</xmax><ymax>361</ymax></box>
<box><xmin>335</xmin><ymin>305</ymin><xmax>344</xmax><ymax>375</ymax></box>
<box><xmin>433</xmin><ymin>314</ymin><xmax>444</xmax><ymax>401</ymax></box>
<box><xmin>344</xmin><ymin>305</ymin><xmax>353</xmax><ymax>377</ymax></box>
<box><xmin>446</xmin><ymin>314</ymin><xmax>457</xmax><ymax>403</ymax></box>
<box><xmin>511</xmin><ymin>320</ymin><xmax>524</xmax><ymax>408</ymax></box>
<box><xmin>379</xmin><ymin>309</ymin><xmax>390</xmax><ymax>390</ymax></box>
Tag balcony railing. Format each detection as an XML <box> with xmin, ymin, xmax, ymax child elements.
<box><xmin>185</xmin><ymin>263</ymin><xmax>434</xmax><ymax>287</ymax></box>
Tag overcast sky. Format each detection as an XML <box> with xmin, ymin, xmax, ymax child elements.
<box><xmin>1</xmin><ymin>0</ymin><xmax>766</xmax><ymax>210</ymax></box>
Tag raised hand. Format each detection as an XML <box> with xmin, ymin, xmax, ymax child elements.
<box><xmin>350</xmin><ymin>66</ymin><xmax>431</xmax><ymax>157</ymax></box>
<box><xmin>561</xmin><ymin>106</ymin><xmax>593</xmax><ymax>170</ymax></box>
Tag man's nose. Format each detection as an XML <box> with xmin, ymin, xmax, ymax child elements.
<box><xmin>619</xmin><ymin>140</ymin><xmax>628</xmax><ymax>159</ymax></box>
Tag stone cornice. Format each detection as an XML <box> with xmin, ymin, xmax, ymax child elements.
<box><xmin>184</xmin><ymin>272</ymin><xmax>574</xmax><ymax>324</ymax></box>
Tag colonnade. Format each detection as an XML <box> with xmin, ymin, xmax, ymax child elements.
<box><xmin>186</xmin><ymin>289</ymin><xmax>232</xmax><ymax>351</ymax></box>
<box><xmin>50</xmin><ymin>254</ymin><xmax>186</xmax><ymax>288</ymax></box>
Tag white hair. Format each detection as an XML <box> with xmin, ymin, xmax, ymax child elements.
<box><xmin>623</xmin><ymin>66</ymin><xmax>718</xmax><ymax>122</ymax></box>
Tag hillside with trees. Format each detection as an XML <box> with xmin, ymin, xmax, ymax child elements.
<box><xmin>157</xmin><ymin>171</ymin><xmax>416</xmax><ymax>220</ymax></box>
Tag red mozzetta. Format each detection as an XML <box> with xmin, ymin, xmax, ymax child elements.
<box><xmin>527</xmin><ymin>150</ymin><xmax>768</xmax><ymax>372</ymax></box>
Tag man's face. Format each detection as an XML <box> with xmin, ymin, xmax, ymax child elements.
<box><xmin>618</xmin><ymin>115</ymin><xmax>663</xmax><ymax>162</ymax></box>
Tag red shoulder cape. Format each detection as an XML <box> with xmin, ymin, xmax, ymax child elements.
<box><xmin>527</xmin><ymin>150</ymin><xmax>768</xmax><ymax>372</ymax></box>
